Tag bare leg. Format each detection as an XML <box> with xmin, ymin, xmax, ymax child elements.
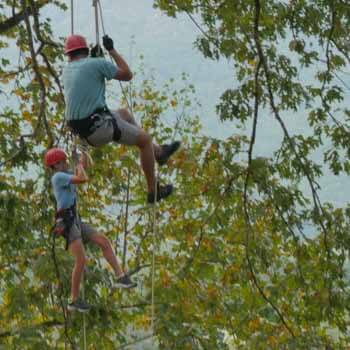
<box><xmin>117</xmin><ymin>108</ymin><xmax>162</xmax><ymax>158</ymax></box>
<box><xmin>89</xmin><ymin>233</ymin><xmax>124</xmax><ymax>278</ymax></box>
<box><xmin>136</xmin><ymin>131</ymin><xmax>156</xmax><ymax>193</ymax></box>
<box><xmin>69</xmin><ymin>239</ymin><xmax>87</xmax><ymax>301</ymax></box>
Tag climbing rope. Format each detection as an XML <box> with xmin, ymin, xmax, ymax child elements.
<box><xmin>69</xmin><ymin>0</ymin><xmax>90</xmax><ymax>343</ymax></box>
<box><xmin>150</xmin><ymin>176</ymin><xmax>158</xmax><ymax>336</ymax></box>
<box><xmin>93</xmin><ymin>0</ymin><xmax>134</xmax><ymax>274</ymax></box>
<box><xmin>50</xmin><ymin>224</ymin><xmax>76</xmax><ymax>350</ymax></box>
<box><xmin>53</xmin><ymin>1</ymin><xmax>87</xmax><ymax>347</ymax></box>
<box><xmin>94</xmin><ymin>0</ymin><xmax>133</xmax><ymax>113</ymax></box>
<box><xmin>50</xmin><ymin>137</ymin><xmax>85</xmax><ymax>350</ymax></box>
<box><xmin>71</xmin><ymin>137</ymin><xmax>88</xmax><ymax>350</ymax></box>
<box><xmin>70</xmin><ymin>0</ymin><xmax>74</xmax><ymax>35</ymax></box>
<box><xmin>96</xmin><ymin>0</ymin><xmax>158</xmax><ymax>341</ymax></box>
<box><xmin>92</xmin><ymin>0</ymin><xmax>100</xmax><ymax>46</ymax></box>
<box><xmin>48</xmin><ymin>127</ymin><xmax>77</xmax><ymax>348</ymax></box>
<box><xmin>82</xmin><ymin>275</ymin><xmax>87</xmax><ymax>350</ymax></box>
<box><xmin>97</xmin><ymin>0</ymin><xmax>106</xmax><ymax>35</ymax></box>
<box><xmin>92</xmin><ymin>0</ymin><xmax>104</xmax><ymax>57</ymax></box>
<box><xmin>53</xmin><ymin>0</ymin><xmax>75</xmax><ymax>148</ymax></box>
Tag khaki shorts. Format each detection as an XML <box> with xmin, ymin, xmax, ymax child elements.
<box><xmin>86</xmin><ymin>110</ymin><xmax>140</xmax><ymax>147</ymax></box>
<box><xmin>56</xmin><ymin>214</ymin><xmax>97</xmax><ymax>245</ymax></box>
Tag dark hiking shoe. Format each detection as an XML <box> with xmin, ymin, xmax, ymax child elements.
<box><xmin>67</xmin><ymin>299</ymin><xmax>90</xmax><ymax>313</ymax></box>
<box><xmin>156</xmin><ymin>141</ymin><xmax>181</xmax><ymax>166</ymax></box>
<box><xmin>115</xmin><ymin>274</ymin><xmax>137</xmax><ymax>289</ymax></box>
<box><xmin>147</xmin><ymin>183</ymin><xmax>173</xmax><ymax>204</ymax></box>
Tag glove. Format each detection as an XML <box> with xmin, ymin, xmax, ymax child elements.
<box><xmin>102</xmin><ymin>35</ymin><xmax>114</xmax><ymax>51</ymax></box>
<box><xmin>90</xmin><ymin>44</ymin><xmax>104</xmax><ymax>58</ymax></box>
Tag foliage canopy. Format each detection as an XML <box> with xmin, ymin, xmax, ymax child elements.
<box><xmin>1</xmin><ymin>0</ymin><xmax>350</xmax><ymax>349</ymax></box>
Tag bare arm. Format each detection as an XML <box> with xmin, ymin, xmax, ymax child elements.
<box><xmin>109</xmin><ymin>49</ymin><xmax>133</xmax><ymax>81</ymax></box>
<box><xmin>102</xmin><ymin>35</ymin><xmax>133</xmax><ymax>81</ymax></box>
<box><xmin>71</xmin><ymin>156</ymin><xmax>89</xmax><ymax>184</ymax></box>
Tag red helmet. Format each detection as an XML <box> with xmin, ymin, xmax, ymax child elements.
<box><xmin>64</xmin><ymin>34</ymin><xmax>88</xmax><ymax>54</ymax></box>
<box><xmin>44</xmin><ymin>148</ymin><xmax>67</xmax><ymax>167</ymax></box>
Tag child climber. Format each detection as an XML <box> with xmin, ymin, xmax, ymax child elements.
<box><xmin>45</xmin><ymin>147</ymin><xmax>136</xmax><ymax>312</ymax></box>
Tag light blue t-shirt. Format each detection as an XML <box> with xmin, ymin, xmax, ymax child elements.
<box><xmin>63</xmin><ymin>57</ymin><xmax>118</xmax><ymax>120</ymax></box>
<box><xmin>52</xmin><ymin>171</ymin><xmax>76</xmax><ymax>210</ymax></box>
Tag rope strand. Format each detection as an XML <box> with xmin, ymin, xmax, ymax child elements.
<box><xmin>92</xmin><ymin>0</ymin><xmax>100</xmax><ymax>46</ymax></box>
<box><xmin>72</xmin><ymin>137</ymin><xmax>88</xmax><ymax>350</ymax></box>
<box><xmin>95</xmin><ymin>1</ymin><xmax>158</xmax><ymax>344</ymax></box>
<box><xmin>82</xmin><ymin>275</ymin><xmax>87</xmax><ymax>350</ymax></box>
<box><xmin>151</xmin><ymin>173</ymin><xmax>158</xmax><ymax>336</ymax></box>
<box><xmin>51</xmin><ymin>228</ymin><xmax>76</xmax><ymax>349</ymax></box>
<box><xmin>97</xmin><ymin>0</ymin><xmax>106</xmax><ymax>37</ymax></box>
<box><xmin>70</xmin><ymin>0</ymin><xmax>74</xmax><ymax>34</ymax></box>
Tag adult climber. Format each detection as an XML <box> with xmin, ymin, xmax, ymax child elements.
<box><xmin>62</xmin><ymin>34</ymin><xmax>180</xmax><ymax>203</ymax></box>
<box><xmin>45</xmin><ymin>147</ymin><xmax>136</xmax><ymax>312</ymax></box>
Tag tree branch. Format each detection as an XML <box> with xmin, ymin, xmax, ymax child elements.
<box><xmin>21</xmin><ymin>0</ymin><xmax>53</xmax><ymax>145</ymax></box>
<box><xmin>0</xmin><ymin>1</ymin><xmax>48</xmax><ymax>34</ymax></box>
<box><xmin>242</xmin><ymin>0</ymin><xmax>296</xmax><ymax>338</ymax></box>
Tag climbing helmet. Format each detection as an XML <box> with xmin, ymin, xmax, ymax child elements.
<box><xmin>44</xmin><ymin>148</ymin><xmax>67</xmax><ymax>167</ymax></box>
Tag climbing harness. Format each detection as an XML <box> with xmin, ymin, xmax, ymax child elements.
<box><xmin>67</xmin><ymin>107</ymin><xmax>121</xmax><ymax>146</ymax></box>
<box><xmin>54</xmin><ymin>202</ymin><xmax>77</xmax><ymax>250</ymax></box>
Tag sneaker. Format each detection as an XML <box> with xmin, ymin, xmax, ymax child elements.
<box><xmin>156</xmin><ymin>141</ymin><xmax>181</xmax><ymax>166</ymax></box>
<box><xmin>115</xmin><ymin>274</ymin><xmax>137</xmax><ymax>289</ymax></box>
<box><xmin>147</xmin><ymin>183</ymin><xmax>173</xmax><ymax>204</ymax></box>
<box><xmin>67</xmin><ymin>299</ymin><xmax>90</xmax><ymax>313</ymax></box>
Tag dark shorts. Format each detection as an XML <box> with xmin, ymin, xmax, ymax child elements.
<box><xmin>56</xmin><ymin>214</ymin><xmax>97</xmax><ymax>245</ymax></box>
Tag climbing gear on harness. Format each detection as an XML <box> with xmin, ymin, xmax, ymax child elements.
<box><xmin>67</xmin><ymin>108</ymin><xmax>121</xmax><ymax>143</ymax></box>
<box><xmin>45</xmin><ymin>148</ymin><xmax>67</xmax><ymax>167</ymax></box>
<box><xmin>147</xmin><ymin>182</ymin><xmax>173</xmax><ymax>204</ymax></box>
<box><xmin>54</xmin><ymin>203</ymin><xmax>77</xmax><ymax>250</ymax></box>
<box><xmin>110</xmin><ymin>115</ymin><xmax>122</xmax><ymax>142</ymax></box>
<box><xmin>64</xmin><ymin>34</ymin><xmax>88</xmax><ymax>54</ymax></box>
<box><xmin>90</xmin><ymin>44</ymin><xmax>104</xmax><ymax>57</ymax></box>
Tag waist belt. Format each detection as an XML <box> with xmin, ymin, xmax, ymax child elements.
<box><xmin>67</xmin><ymin>107</ymin><xmax>111</xmax><ymax>138</ymax></box>
<box><xmin>54</xmin><ymin>203</ymin><xmax>77</xmax><ymax>250</ymax></box>
<box><xmin>56</xmin><ymin>203</ymin><xmax>76</xmax><ymax>220</ymax></box>
<box><xmin>67</xmin><ymin>107</ymin><xmax>121</xmax><ymax>142</ymax></box>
